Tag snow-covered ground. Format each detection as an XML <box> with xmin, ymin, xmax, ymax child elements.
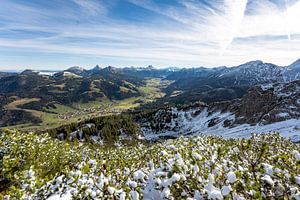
<box><xmin>8</xmin><ymin>133</ymin><xmax>299</xmax><ymax>200</ymax></box>
<box><xmin>142</xmin><ymin>108</ymin><xmax>300</xmax><ymax>142</ymax></box>
<box><xmin>38</xmin><ymin>71</ymin><xmax>58</xmax><ymax>76</ymax></box>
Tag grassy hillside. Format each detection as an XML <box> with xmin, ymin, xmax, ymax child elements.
<box><xmin>0</xmin><ymin>72</ymin><xmax>145</xmax><ymax>128</ymax></box>
<box><xmin>1</xmin><ymin>131</ymin><xmax>299</xmax><ymax>199</ymax></box>
<box><xmin>1</xmin><ymin>78</ymin><xmax>168</xmax><ymax>131</ymax></box>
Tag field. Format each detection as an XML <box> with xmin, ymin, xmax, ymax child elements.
<box><xmin>3</xmin><ymin>98</ymin><xmax>43</xmax><ymax>119</ymax></box>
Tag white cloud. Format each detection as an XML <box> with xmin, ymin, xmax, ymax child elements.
<box><xmin>72</xmin><ymin>0</ymin><xmax>107</xmax><ymax>16</ymax></box>
<box><xmin>0</xmin><ymin>0</ymin><xmax>300</xmax><ymax>69</ymax></box>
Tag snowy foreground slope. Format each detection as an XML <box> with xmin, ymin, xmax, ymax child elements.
<box><xmin>141</xmin><ymin>108</ymin><xmax>300</xmax><ymax>142</ymax></box>
<box><xmin>1</xmin><ymin>131</ymin><xmax>300</xmax><ymax>200</ymax></box>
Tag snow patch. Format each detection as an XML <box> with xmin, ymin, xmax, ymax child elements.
<box><xmin>142</xmin><ymin>108</ymin><xmax>300</xmax><ymax>142</ymax></box>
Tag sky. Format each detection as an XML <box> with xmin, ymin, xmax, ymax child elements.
<box><xmin>0</xmin><ymin>0</ymin><xmax>300</xmax><ymax>70</ymax></box>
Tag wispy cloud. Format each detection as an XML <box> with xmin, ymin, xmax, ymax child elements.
<box><xmin>0</xmin><ymin>0</ymin><xmax>299</xmax><ymax>70</ymax></box>
<box><xmin>72</xmin><ymin>0</ymin><xmax>107</xmax><ymax>16</ymax></box>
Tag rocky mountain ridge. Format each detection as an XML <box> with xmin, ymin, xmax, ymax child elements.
<box><xmin>162</xmin><ymin>59</ymin><xmax>300</xmax><ymax>104</ymax></box>
<box><xmin>139</xmin><ymin>80</ymin><xmax>300</xmax><ymax>141</ymax></box>
<box><xmin>7</xmin><ymin>58</ymin><xmax>298</xmax><ymax>81</ymax></box>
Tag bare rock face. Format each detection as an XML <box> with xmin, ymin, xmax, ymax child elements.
<box><xmin>233</xmin><ymin>87</ymin><xmax>278</xmax><ymax>125</ymax></box>
<box><xmin>232</xmin><ymin>80</ymin><xmax>300</xmax><ymax>125</ymax></box>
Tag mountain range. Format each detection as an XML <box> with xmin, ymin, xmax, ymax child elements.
<box><xmin>9</xmin><ymin>58</ymin><xmax>299</xmax><ymax>84</ymax></box>
<box><xmin>0</xmin><ymin>59</ymin><xmax>299</xmax><ymax>130</ymax></box>
<box><xmin>22</xmin><ymin>58</ymin><xmax>299</xmax><ymax>81</ymax></box>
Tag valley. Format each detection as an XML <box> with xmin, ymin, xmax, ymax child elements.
<box><xmin>1</xmin><ymin>78</ymin><xmax>170</xmax><ymax>131</ymax></box>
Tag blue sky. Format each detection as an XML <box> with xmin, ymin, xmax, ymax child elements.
<box><xmin>0</xmin><ymin>0</ymin><xmax>300</xmax><ymax>70</ymax></box>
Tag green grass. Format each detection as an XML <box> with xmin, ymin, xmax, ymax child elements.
<box><xmin>46</xmin><ymin>104</ymin><xmax>76</xmax><ymax>114</ymax></box>
<box><xmin>72</xmin><ymin>98</ymin><xmax>111</xmax><ymax>109</ymax></box>
<box><xmin>137</xmin><ymin>78</ymin><xmax>169</xmax><ymax>103</ymax></box>
<box><xmin>1</xmin><ymin>78</ymin><xmax>171</xmax><ymax>131</ymax></box>
<box><xmin>3</xmin><ymin>98</ymin><xmax>41</xmax><ymax>110</ymax></box>
<box><xmin>113</xmin><ymin>97</ymin><xmax>141</xmax><ymax>109</ymax></box>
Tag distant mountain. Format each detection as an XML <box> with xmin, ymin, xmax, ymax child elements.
<box><xmin>20</xmin><ymin>69</ymin><xmax>40</xmax><ymax>75</ymax></box>
<box><xmin>166</xmin><ymin>66</ymin><xmax>230</xmax><ymax>80</ymax></box>
<box><xmin>282</xmin><ymin>59</ymin><xmax>300</xmax><ymax>81</ymax></box>
<box><xmin>0</xmin><ymin>71</ymin><xmax>16</xmax><ymax>78</ymax></box>
<box><xmin>9</xmin><ymin>59</ymin><xmax>300</xmax><ymax>83</ymax></box>
<box><xmin>21</xmin><ymin>69</ymin><xmax>58</xmax><ymax>76</ymax></box>
<box><xmin>121</xmin><ymin>65</ymin><xmax>178</xmax><ymax>78</ymax></box>
<box><xmin>50</xmin><ymin>65</ymin><xmax>179</xmax><ymax>78</ymax></box>
<box><xmin>87</xmin><ymin>65</ymin><xmax>101</xmax><ymax>75</ymax></box>
<box><xmin>99</xmin><ymin>66</ymin><xmax>121</xmax><ymax>75</ymax></box>
<box><xmin>221</xmin><ymin>60</ymin><xmax>282</xmax><ymax>85</ymax></box>
<box><xmin>166</xmin><ymin>60</ymin><xmax>291</xmax><ymax>85</ymax></box>
<box><xmin>54</xmin><ymin>66</ymin><xmax>87</xmax><ymax>77</ymax></box>
<box><xmin>163</xmin><ymin>59</ymin><xmax>300</xmax><ymax>104</ymax></box>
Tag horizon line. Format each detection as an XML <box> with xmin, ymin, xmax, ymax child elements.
<box><xmin>1</xmin><ymin>58</ymin><xmax>299</xmax><ymax>73</ymax></box>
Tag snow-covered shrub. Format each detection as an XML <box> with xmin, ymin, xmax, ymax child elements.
<box><xmin>0</xmin><ymin>130</ymin><xmax>299</xmax><ymax>199</ymax></box>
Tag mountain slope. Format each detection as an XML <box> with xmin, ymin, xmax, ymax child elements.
<box><xmin>139</xmin><ymin>80</ymin><xmax>300</xmax><ymax>141</ymax></box>
<box><xmin>283</xmin><ymin>59</ymin><xmax>300</xmax><ymax>81</ymax></box>
<box><xmin>163</xmin><ymin>59</ymin><xmax>300</xmax><ymax>104</ymax></box>
<box><xmin>0</xmin><ymin>71</ymin><xmax>144</xmax><ymax>127</ymax></box>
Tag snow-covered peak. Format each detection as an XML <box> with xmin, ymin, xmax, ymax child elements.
<box><xmin>289</xmin><ymin>59</ymin><xmax>300</xmax><ymax>69</ymax></box>
<box><xmin>92</xmin><ymin>65</ymin><xmax>101</xmax><ymax>70</ymax></box>
<box><xmin>102</xmin><ymin>66</ymin><xmax>120</xmax><ymax>73</ymax></box>
<box><xmin>223</xmin><ymin>60</ymin><xmax>284</xmax><ymax>85</ymax></box>
<box><xmin>237</xmin><ymin>60</ymin><xmax>263</xmax><ymax>68</ymax></box>
<box><xmin>62</xmin><ymin>71</ymin><xmax>81</xmax><ymax>78</ymax></box>
<box><xmin>283</xmin><ymin>59</ymin><xmax>300</xmax><ymax>81</ymax></box>
<box><xmin>66</xmin><ymin>66</ymin><xmax>85</xmax><ymax>72</ymax></box>
<box><xmin>38</xmin><ymin>71</ymin><xmax>57</xmax><ymax>76</ymax></box>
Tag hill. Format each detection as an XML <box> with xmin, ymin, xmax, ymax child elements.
<box><xmin>0</xmin><ymin>69</ymin><xmax>145</xmax><ymax>127</ymax></box>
